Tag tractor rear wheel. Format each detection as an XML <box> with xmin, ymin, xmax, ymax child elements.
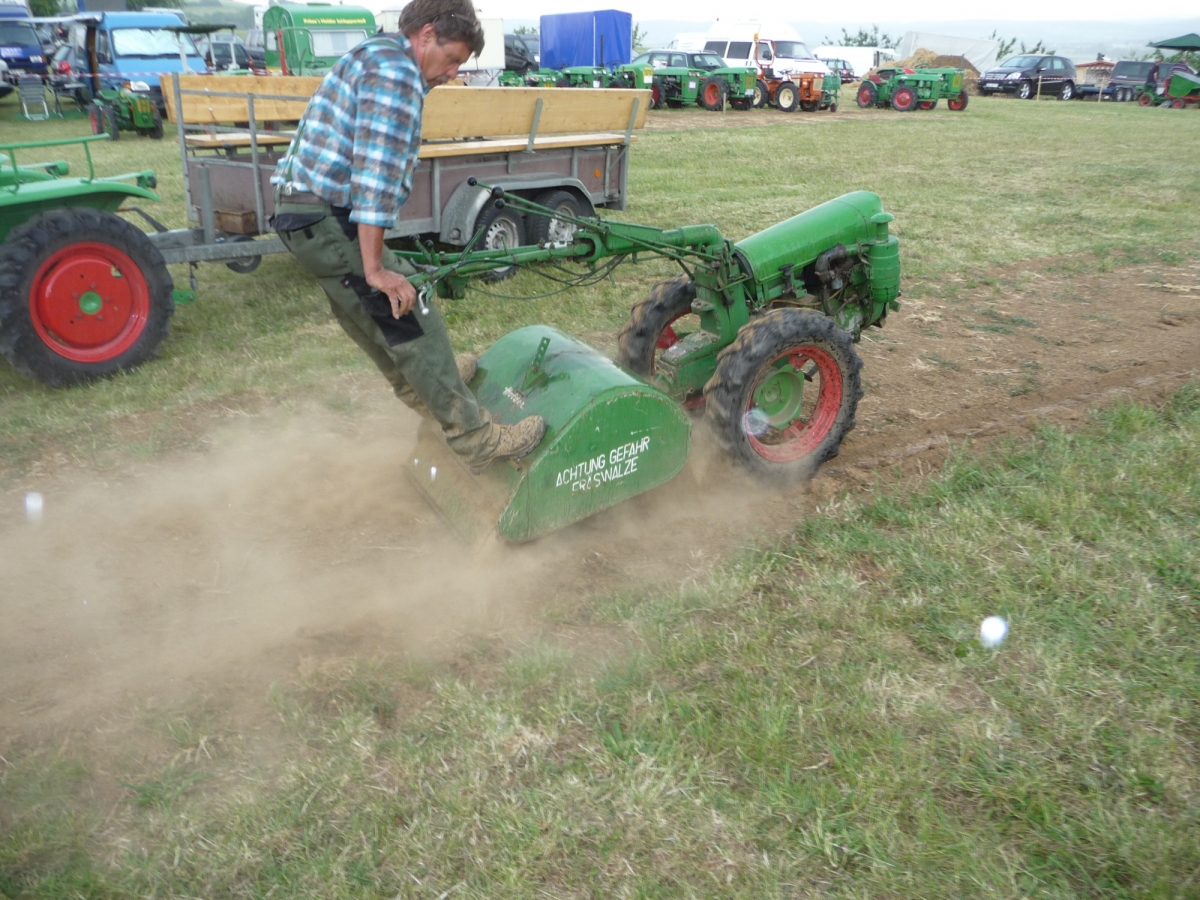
<box><xmin>700</xmin><ymin>76</ymin><xmax>727</xmax><ymax>110</ymax></box>
<box><xmin>891</xmin><ymin>85</ymin><xmax>918</xmax><ymax>111</ymax></box>
<box><xmin>88</xmin><ymin>103</ymin><xmax>104</xmax><ymax>135</ymax></box>
<box><xmin>147</xmin><ymin>106</ymin><xmax>164</xmax><ymax>140</ymax></box>
<box><xmin>705</xmin><ymin>309</ymin><xmax>861</xmax><ymax>482</ymax></box>
<box><xmin>472</xmin><ymin>199</ymin><xmax>525</xmax><ymax>282</ymax></box>
<box><xmin>650</xmin><ymin>77</ymin><xmax>664</xmax><ymax>110</ymax></box>
<box><xmin>947</xmin><ymin>91</ymin><xmax>968</xmax><ymax>111</ymax></box>
<box><xmin>752</xmin><ymin>78</ymin><xmax>768</xmax><ymax>108</ymax></box>
<box><xmin>103</xmin><ymin>103</ymin><xmax>120</xmax><ymax>141</ymax></box>
<box><xmin>774</xmin><ymin>82</ymin><xmax>799</xmax><ymax>112</ymax></box>
<box><xmin>1137</xmin><ymin>92</ymin><xmax>1153</xmax><ymax>106</ymax></box>
<box><xmin>918</xmin><ymin>100</ymin><xmax>936</xmax><ymax>110</ymax></box>
<box><xmin>0</xmin><ymin>208</ymin><xmax>174</xmax><ymax>386</ymax></box>
<box><xmin>856</xmin><ymin>82</ymin><xmax>877</xmax><ymax>108</ymax></box>
<box><xmin>528</xmin><ymin>189</ymin><xmax>591</xmax><ymax>246</ymax></box>
<box><xmin>614</xmin><ymin>276</ymin><xmax>696</xmax><ymax>378</ymax></box>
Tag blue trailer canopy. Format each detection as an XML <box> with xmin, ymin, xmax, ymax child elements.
<box><xmin>540</xmin><ymin>9</ymin><xmax>631</xmax><ymax>69</ymax></box>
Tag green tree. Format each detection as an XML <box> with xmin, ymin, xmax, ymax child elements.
<box><xmin>822</xmin><ymin>25</ymin><xmax>899</xmax><ymax>50</ymax></box>
<box><xmin>28</xmin><ymin>0</ymin><xmax>62</xmax><ymax>16</ymax></box>
<box><xmin>513</xmin><ymin>25</ymin><xmax>537</xmax><ymax>36</ymax></box>
<box><xmin>988</xmin><ymin>31</ymin><xmax>1054</xmax><ymax>58</ymax></box>
<box><xmin>632</xmin><ymin>23</ymin><xmax>647</xmax><ymax>53</ymax></box>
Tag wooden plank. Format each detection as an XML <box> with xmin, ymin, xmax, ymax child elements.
<box><xmin>164</xmin><ymin>75</ymin><xmax>321</xmax><ymax>124</ymax></box>
<box><xmin>184</xmin><ymin>131</ymin><xmax>635</xmax><ymax>156</ymax></box>
<box><xmin>422</xmin><ymin>87</ymin><xmax>649</xmax><ymax>140</ymax></box>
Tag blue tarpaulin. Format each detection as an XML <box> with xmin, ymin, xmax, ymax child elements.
<box><xmin>540</xmin><ymin>9</ymin><xmax>632</xmax><ymax>69</ymax></box>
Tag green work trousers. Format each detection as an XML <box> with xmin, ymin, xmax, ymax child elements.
<box><xmin>274</xmin><ymin>196</ymin><xmax>499</xmax><ymax>464</ymax></box>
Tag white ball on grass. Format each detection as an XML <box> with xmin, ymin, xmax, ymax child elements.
<box><xmin>979</xmin><ymin>615</ymin><xmax>1008</xmax><ymax>648</ymax></box>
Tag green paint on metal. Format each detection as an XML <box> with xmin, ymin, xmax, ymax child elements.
<box><xmin>171</xmin><ymin>289</ymin><xmax>196</xmax><ymax>305</ymax></box>
<box><xmin>78</xmin><ymin>291</ymin><xmax>103</xmax><ymax>315</ymax></box>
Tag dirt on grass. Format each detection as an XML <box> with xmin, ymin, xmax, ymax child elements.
<box><xmin>1</xmin><ymin>254</ymin><xmax>1198</xmax><ymax>768</ymax></box>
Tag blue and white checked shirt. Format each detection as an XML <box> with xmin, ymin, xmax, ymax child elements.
<box><xmin>272</xmin><ymin>35</ymin><xmax>428</xmax><ymax>228</ymax></box>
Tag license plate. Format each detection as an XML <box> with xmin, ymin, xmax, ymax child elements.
<box><xmin>985</xmin><ymin>82</ymin><xmax>999</xmax><ymax>88</ymax></box>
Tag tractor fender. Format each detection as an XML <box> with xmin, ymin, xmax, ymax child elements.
<box><xmin>439</xmin><ymin>175</ymin><xmax>594</xmax><ymax>246</ymax></box>
<box><xmin>0</xmin><ymin>181</ymin><xmax>160</xmax><ymax>243</ymax></box>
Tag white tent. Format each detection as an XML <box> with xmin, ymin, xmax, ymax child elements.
<box><xmin>896</xmin><ymin>32</ymin><xmax>1000</xmax><ymax>73</ymax></box>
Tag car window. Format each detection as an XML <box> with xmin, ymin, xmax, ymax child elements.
<box><xmin>669</xmin><ymin>53</ymin><xmax>686</xmax><ymax>67</ymax></box>
<box><xmin>691</xmin><ymin>52</ymin><xmax>724</xmax><ymax>69</ymax></box>
<box><xmin>774</xmin><ymin>41</ymin><xmax>813</xmax><ymax>59</ymax></box>
<box><xmin>1051</xmin><ymin>58</ymin><xmax>1064</xmax><ymax>70</ymax></box>
<box><xmin>1001</xmin><ymin>55</ymin><xmax>1043</xmax><ymax>69</ymax></box>
<box><xmin>758</xmin><ymin>41</ymin><xmax>772</xmax><ymax>61</ymax></box>
<box><xmin>726</xmin><ymin>41</ymin><xmax>751</xmax><ymax>59</ymax></box>
<box><xmin>647</xmin><ymin>51</ymin><xmax>667</xmax><ymax>68</ymax></box>
<box><xmin>52</xmin><ymin>43</ymin><xmax>72</xmax><ymax>63</ymax></box>
<box><xmin>630</xmin><ymin>52</ymin><xmax>649</xmax><ymax>65</ymax></box>
<box><xmin>703</xmin><ymin>40</ymin><xmax>725</xmax><ymax>55</ymax></box>
<box><xmin>112</xmin><ymin>28</ymin><xmax>197</xmax><ymax>57</ymax></box>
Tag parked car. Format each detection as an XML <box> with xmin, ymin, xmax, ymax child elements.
<box><xmin>48</xmin><ymin>41</ymin><xmax>90</xmax><ymax>107</ymax></box>
<box><xmin>818</xmin><ymin>57</ymin><xmax>856</xmax><ymax>83</ymax></box>
<box><xmin>504</xmin><ymin>32</ymin><xmax>537</xmax><ymax>75</ymax></box>
<box><xmin>0</xmin><ymin>17</ymin><xmax>48</xmax><ymax>83</ymax></box>
<box><xmin>243</xmin><ymin>28</ymin><xmax>266</xmax><ymax>69</ymax></box>
<box><xmin>1107</xmin><ymin>58</ymin><xmax>1193</xmax><ymax>101</ymax></box>
<box><xmin>194</xmin><ymin>32</ymin><xmax>254</xmax><ymax>72</ymax></box>
<box><xmin>978</xmin><ymin>54</ymin><xmax>1078</xmax><ymax>100</ymax></box>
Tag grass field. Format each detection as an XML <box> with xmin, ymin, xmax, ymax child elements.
<box><xmin>1</xmin><ymin>90</ymin><xmax>1199</xmax><ymax>898</ymax></box>
<box><xmin>1</xmin><ymin>92</ymin><xmax>1198</xmax><ymax>473</ymax></box>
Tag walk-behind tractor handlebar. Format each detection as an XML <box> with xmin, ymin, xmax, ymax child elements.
<box><xmin>402</xmin><ymin>180</ymin><xmax>902</xmax><ymax>542</ymax></box>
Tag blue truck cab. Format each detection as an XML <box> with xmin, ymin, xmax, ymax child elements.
<box><xmin>68</xmin><ymin>10</ymin><xmax>203</xmax><ymax>111</ymax></box>
<box><xmin>0</xmin><ymin>2</ymin><xmax>47</xmax><ymax>96</ymax></box>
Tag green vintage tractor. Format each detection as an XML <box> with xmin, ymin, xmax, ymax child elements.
<box><xmin>0</xmin><ymin>135</ymin><xmax>187</xmax><ymax>385</ymax></box>
<box><xmin>88</xmin><ymin>83</ymin><xmax>165</xmax><ymax>141</ymax></box>
<box><xmin>613</xmin><ymin>50</ymin><xmax>757</xmax><ymax>109</ymax></box>
<box><xmin>856</xmin><ymin>66</ymin><xmax>969</xmax><ymax>111</ymax></box>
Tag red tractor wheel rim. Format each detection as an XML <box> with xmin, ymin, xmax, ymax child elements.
<box><xmin>29</xmin><ymin>242</ymin><xmax>151</xmax><ymax>363</ymax></box>
<box><xmin>651</xmin><ymin>84</ymin><xmax>661</xmax><ymax>106</ymax></box>
<box><xmin>704</xmin><ymin>82</ymin><xmax>721</xmax><ymax>106</ymax></box>
<box><xmin>743</xmin><ymin>345</ymin><xmax>842</xmax><ymax>462</ymax></box>
<box><xmin>948</xmin><ymin>94</ymin><xmax>965</xmax><ymax>110</ymax></box>
<box><xmin>858</xmin><ymin>86</ymin><xmax>873</xmax><ymax>104</ymax></box>
<box><xmin>1138</xmin><ymin>93</ymin><xmax>1152</xmax><ymax>106</ymax></box>
<box><xmin>896</xmin><ymin>87</ymin><xmax>914</xmax><ymax>107</ymax></box>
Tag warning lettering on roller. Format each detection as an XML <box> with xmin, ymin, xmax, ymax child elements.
<box><xmin>555</xmin><ymin>436</ymin><xmax>651</xmax><ymax>492</ymax></box>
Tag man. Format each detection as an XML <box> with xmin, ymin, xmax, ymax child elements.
<box><xmin>271</xmin><ymin>0</ymin><xmax>544</xmax><ymax>473</ymax></box>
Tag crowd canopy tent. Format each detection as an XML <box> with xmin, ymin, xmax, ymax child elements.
<box><xmin>540</xmin><ymin>10</ymin><xmax>632</xmax><ymax>69</ymax></box>
<box><xmin>896</xmin><ymin>32</ymin><xmax>999</xmax><ymax>73</ymax></box>
<box><xmin>1150</xmin><ymin>33</ymin><xmax>1200</xmax><ymax>52</ymax></box>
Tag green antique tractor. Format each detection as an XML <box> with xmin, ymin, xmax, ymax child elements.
<box><xmin>88</xmin><ymin>83</ymin><xmax>165</xmax><ymax>140</ymax></box>
<box><xmin>613</xmin><ymin>50</ymin><xmax>757</xmax><ymax>109</ymax></box>
<box><xmin>857</xmin><ymin>66</ymin><xmax>969</xmax><ymax>111</ymax></box>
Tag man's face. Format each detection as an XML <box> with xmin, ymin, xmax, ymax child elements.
<box><xmin>412</xmin><ymin>23</ymin><xmax>473</xmax><ymax>86</ymax></box>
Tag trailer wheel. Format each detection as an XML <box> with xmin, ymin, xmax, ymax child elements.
<box><xmin>891</xmin><ymin>85</ymin><xmax>918</xmax><ymax>111</ymax></box>
<box><xmin>700</xmin><ymin>76</ymin><xmax>727</xmax><ymax>110</ymax></box>
<box><xmin>472</xmin><ymin>199</ymin><xmax>525</xmax><ymax>283</ymax></box>
<box><xmin>614</xmin><ymin>276</ymin><xmax>696</xmax><ymax>378</ymax></box>
<box><xmin>752</xmin><ymin>78</ymin><xmax>768</xmax><ymax>108</ymax></box>
<box><xmin>528</xmin><ymin>190</ymin><xmax>592</xmax><ymax>246</ymax></box>
<box><xmin>223</xmin><ymin>235</ymin><xmax>262</xmax><ymax>274</ymax></box>
<box><xmin>0</xmin><ymin>208</ymin><xmax>174</xmax><ymax>386</ymax></box>
<box><xmin>947</xmin><ymin>91</ymin><xmax>968</xmax><ymax>111</ymax></box>
<box><xmin>775</xmin><ymin>82</ymin><xmax>799</xmax><ymax>112</ymax></box>
<box><xmin>856</xmin><ymin>82</ymin><xmax>877</xmax><ymax>108</ymax></box>
<box><xmin>705</xmin><ymin>309</ymin><xmax>861</xmax><ymax>483</ymax></box>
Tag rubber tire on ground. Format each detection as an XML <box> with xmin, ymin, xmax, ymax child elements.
<box><xmin>947</xmin><ymin>91</ymin><xmax>968</xmax><ymax>111</ymax></box>
<box><xmin>650</xmin><ymin>77</ymin><xmax>664</xmax><ymax>110</ymax></box>
<box><xmin>472</xmin><ymin>199</ymin><xmax>525</xmax><ymax>282</ymax></box>
<box><xmin>88</xmin><ymin>103</ymin><xmax>104</xmax><ymax>135</ymax></box>
<box><xmin>1059</xmin><ymin>81</ymin><xmax>1074</xmax><ymax>100</ymax></box>
<box><xmin>730</xmin><ymin>96</ymin><xmax>752</xmax><ymax>110</ymax></box>
<box><xmin>800</xmin><ymin>98</ymin><xmax>820</xmax><ymax>112</ymax></box>
<box><xmin>700</xmin><ymin>76</ymin><xmax>726</xmax><ymax>111</ymax></box>
<box><xmin>147</xmin><ymin>106</ymin><xmax>164</xmax><ymax>140</ymax></box>
<box><xmin>223</xmin><ymin>235</ymin><xmax>262</xmax><ymax>273</ymax></box>
<box><xmin>614</xmin><ymin>276</ymin><xmax>696</xmax><ymax>378</ymax></box>
<box><xmin>856</xmin><ymin>82</ymin><xmax>877</xmax><ymax>108</ymax></box>
<box><xmin>752</xmin><ymin>78</ymin><xmax>768</xmax><ymax>108</ymax></box>
<box><xmin>891</xmin><ymin>84</ymin><xmax>918</xmax><ymax>111</ymax></box>
<box><xmin>1137</xmin><ymin>92</ymin><xmax>1153</xmax><ymax>106</ymax></box>
<box><xmin>527</xmin><ymin>189</ymin><xmax>591</xmax><ymax>246</ymax></box>
<box><xmin>775</xmin><ymin>82</ymin><xmax>799</xmax><ymax>112</ymax></box>
<box><xmin>0</xmin><ymin>208</ymin><xmax>174</xmax><ymax>386</ymax></box>
<box><xmin>1018</xmin><ymin>80</ymin><xmax>1034</xmax><ymax>100</ymax></box>
<box><xmin>828</xmin><ymin>101</ymin><xmax>838</xmax><ymax>112</ymax></box>
<box><xmin>103</xmin><ymin>103</ymin><xmax>120</xmax><ymax>140</ymax></box>
<box><xmin>704</xmin><ymin>309</ymin><xmax>862</xmax><ymax>483</ymax></box>
<box><xmin>917</xmin><ymin>100</ymin><xmax>936</xmax><ymax>110</ymax></box>
<box><xmin>1171</xmin><ymin>98</ymin><xmax>1185</xmax><ymax>108</ymax></box>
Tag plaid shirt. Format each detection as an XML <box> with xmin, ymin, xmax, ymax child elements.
<box><xmin>272</xmin><ymin>35</ymin><xmax>428</xmax><ymax>228</ymax></box>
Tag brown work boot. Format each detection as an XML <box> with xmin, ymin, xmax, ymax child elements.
<box><xmin>469</xmin><ymin>415</ymin><xmax>546</xmax><ymax>474</ymax></box>
<box><xmin>456</xmin><ymin>352</ymin><xmax>479</xmax><ymax>386</ymax></box>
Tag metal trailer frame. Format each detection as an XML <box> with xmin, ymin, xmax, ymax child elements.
<box><xmin>142</xmin><ymin>74</ymin><xmax>640</xmax><ymax>287</ymax></box>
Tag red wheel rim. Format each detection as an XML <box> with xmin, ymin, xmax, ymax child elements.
<box><xmin>896</xmin><ymin>88</ymin><xmax>914</xmax><ymax>108</ymax></box>
<box><xmin>918</xmin><ymin>100</ymin><xmax>934</xmax><ymax>110</ymax></box>
<box><xmin>858</xmin><ymin>86</ymin><xmax>873</xmax><ymax>105</ymax></box>
<box><xmin>743</xmin><ymin>345</ymin><xmax>842</xmax><ymax>463</ymax></box>
<box><xmin>28</xmin><ymin>242</ymin><xmax>151</xmax><ymax>363</ymax></box>
<box><xmin>948</xmin><ymin>94</ymin><xmax>965</xmax><ymax>110</ymax></box>
<box><xmin>89</xmin><ymin>105</ymin><xmax>102</xmax><ymax>134</ymax></box>
<box><xmin>1138</xmin><ymin>93</ymin><xmax>1152</xmax><ymax>106</ymax></box>
<box><xmin>651</xmin><ymin>84</ymin><xmax>661</xmax><ymax>106</ymax></box>
<box><xmin>704</xmin><ymin>82</ymin><xmax>721</xmax><ymax>106</ymax></box>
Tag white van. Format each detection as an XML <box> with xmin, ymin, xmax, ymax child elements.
<box><xmin>701</xmin><ymin>23</ymin><xmax>828</xmax><ymax>78</ymax></box>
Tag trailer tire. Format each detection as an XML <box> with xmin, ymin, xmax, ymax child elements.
<box><xmin>223</xmin><ymin>235</ymin><xmax>262</xmax><ymax>274</ymax></box>
<box><xmin>615</xmin><ymin>276</ymin><xmax>696</xmax><ymax>378</ymax></box>
<box><xmin>705</xmin><ymin>309</ymin><xmax>861</xmax><ymax>483</ymax></box>
<box><xmin>891</xmin><ymin>85</ymin><xmax>918</xmax><ymax>111</ymax></box>
<box><xmin>753</xmin><ymin>78</ymin><xmax>768</xmax><ymax>108</ymax></box>
<box><xmin>528</xmin><ymin>190</ymin><xmax>591</xmax><ymax>246</ymax></box>
<box><xmin>775</xmin><ymin>82</ymin><xmax>799</xmax><ymax>112</ymax></box>
<box><xmin>0</xmin><ymin>208</ymin><xmax>174</xmax><ymax>386</ymax></box>
<box><xmin>472</xmin><ymin>200</ymin><xmax>525</xmax><ymax>282</ymax></box>
<box><xmin>947</xmin><ymin>91</ymin><xmax>968</xmax><ymax>111</ymax></box>
<box><xmin>856</xmin><ymin>82</ymin><xmax>876</xmax><ymax>108</ymax></box>
<box><xmin>700</xmin><ymin>76</ymin><xmax>727</xmax><ymax>110</ymax></box>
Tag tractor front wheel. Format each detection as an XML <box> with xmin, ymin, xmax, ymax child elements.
<box><xmin>918</xmin><ymin>100</ymin><xmax>936</xmax><ymax>110</ymax></box>
<box><xmin>1137</xmin><ymin>92</ymin><xmax>1153</xmax><ymax>106</ymax></box>
<box><xmin>147</xmin><ymin>106</ymin><xmax>164</xmax><ymax>139</ymax></box>
<box><xmin>891</xmin><ymin>85</ymin><xmax>918</xmax><ymax>111</ymax></box>
<box><xmin>650</xmin><ymin>77</ymin><xmax>664</xmax><ymax>110</ymax></box>
<box><xmin>103</xmin><ymin>103</ymin><xmax>120</xmax><ymax>141</ymax></box>
<box><xmin>752</xmin><ymin>78</ymin><xmax>768</xmax><ymax>108</ymax></box>
<box><xmin>700</xmin><ymin>76</ymin><xmax>727</xmax><ymax>110</ymax></box>
<box><xmin>615</xmin><ymin>276</ymin><xmax>696</xmax><ymax>379</ymax></box>
<box><xmin>947</xmin><ymin>91</ymin><xmax>969</xmax><ymax>111</ymax></box>
<box><xmin>856</xmin><ymin>82</ymin><xmax>877</xmax><ymax>108</ymax></box>
<box><xmin>0</xmin><ymin>208</ymin><xmax>174</xmax><ymax>386</ymax></box>
<box><xmin>775</xmin><ymin>82</ymin><xmax>799</xmax><ymax>112</ymax></box>
<box><xmin>705</xmin><ymin>309</ymin><xmax>862</xmax><ymax>482</ymax></box>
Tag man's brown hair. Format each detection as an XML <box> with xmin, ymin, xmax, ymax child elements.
<box><xmin>398</xmin><ymin>0</ymin><xmax>485</xmax><ymax>57</ymax></box>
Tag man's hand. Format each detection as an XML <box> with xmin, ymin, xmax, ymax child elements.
<box><xmin>366</xmin><ymin>268</ymin><xmax>416</xmax><ymax>318</ymax></box>
<box><xmin>358</xmin><ymin>223</ymin><xmax>414</xmax><ymax>318</ymax></box>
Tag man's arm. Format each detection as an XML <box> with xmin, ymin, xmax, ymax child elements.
<box><xmin>360</xmin><ymin>224</ymin><xmax>415</xmax><ymax>318</ymax></box>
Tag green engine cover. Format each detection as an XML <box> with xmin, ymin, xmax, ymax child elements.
<box><xmin>409</xmin><ymin>326</ymin><xmax>691</xmax><ymax>543</ymax></box>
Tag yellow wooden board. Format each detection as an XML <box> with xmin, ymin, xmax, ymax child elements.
<box><xmin>183</xmin><ymin>131</ymin><xmax>636</xmax><ymax>157</ymax></box>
